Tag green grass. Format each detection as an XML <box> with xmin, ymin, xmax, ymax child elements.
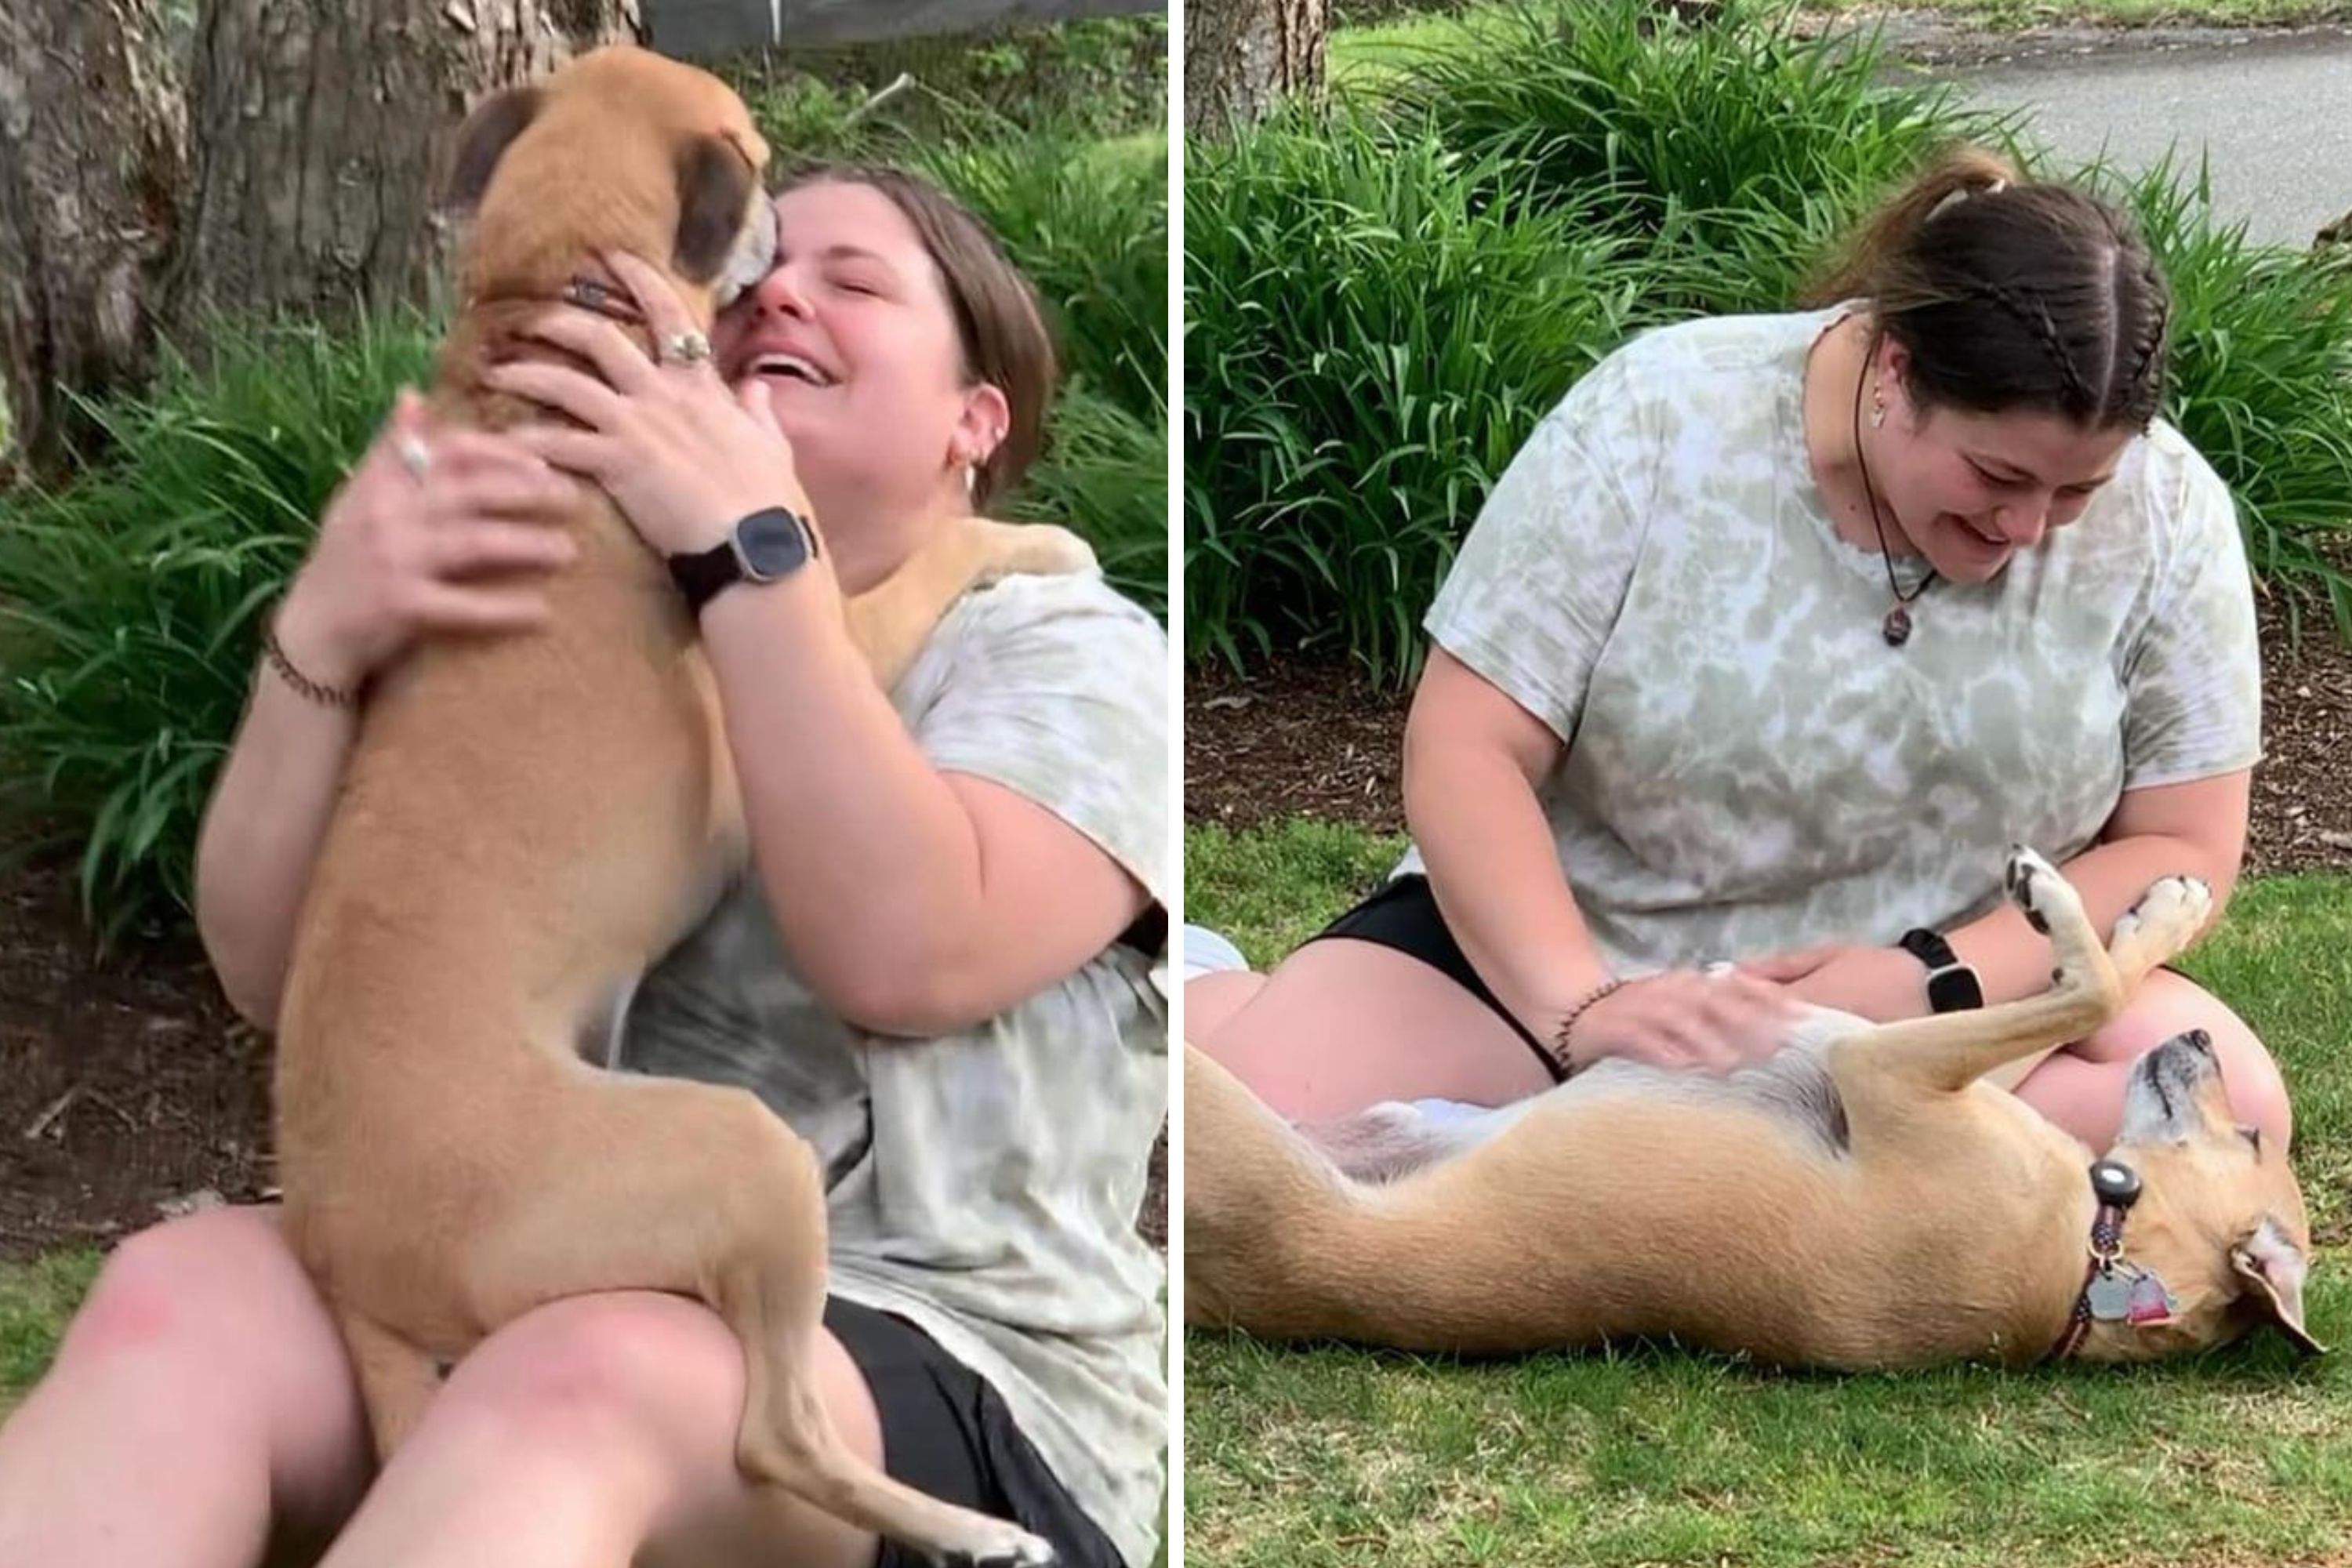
<box><xmin>0</xmin><ymin>1250</ymin><xmax>99</xmax><ymax>1400</ymax></box>
<box><xmin>1185</xmin><ymin>819</ymin><xmax>2352</xmax><ymax>1565</ymax></box>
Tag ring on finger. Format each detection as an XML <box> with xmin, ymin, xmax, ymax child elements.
<box><xmin>659</xmin><ymin>328</ymin><xmax>713</xmax><ymax>368</ymax></box>
<box><xmin>395</xmin><ymin>434</ymin><xmax>432</xmax><ymax>481</ymax></box>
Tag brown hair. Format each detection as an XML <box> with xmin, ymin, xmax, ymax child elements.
<box><xmin>775</xmin><ymin>162</ymin><xmax>1058</xmax><ymax>508</ymax></box>
<box><xmin>1804</xmin><ymin>147</ymin><xmax>2172</xmax><ymax>430</ymax></box>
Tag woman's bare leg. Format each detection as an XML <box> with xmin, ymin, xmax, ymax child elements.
<box><xmin>319</xmin><ymin>1290</ymin><xmax>883</xmax><ymax>1568</ymax></box>
<box><xmin>2011</xmin><ymin>968</ymin><xmax>2291</xmax><ymax>1152</ymax></box>
<box><xmin>0</xmin><ymin>1207</ymin><xmax>372</xmax><ymax>1568</ymax></box>
<box><xmin>1189</xmin><ymin>937</ymin><xmax>1553</xmax><ymax>1120</ymax></box>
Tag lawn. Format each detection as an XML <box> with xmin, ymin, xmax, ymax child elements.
<box><xmin>1184</xmin><ymin>820</ymin><xmax>2352</xmax><ymax>1566</ymax></box>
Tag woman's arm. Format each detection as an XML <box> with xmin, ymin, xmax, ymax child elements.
<box><xmin>195</xmin><ymin>394</ymin><xmax>578</xmax><ymax>1027</ymax></box>
<box><xmin>698</xmin><ymin>570</ymin><xmax>1149</xmax><ymax>1036</ymax></box>
<box><xmin>1947</xmin><ymin>769</ymin><xmax>2247</xmax><ymax>1002</ymax></box>
<box><xmin>1759</xmin><ymin>771</ymin><xmax>2249</xmax><ymax>1021</ymax></box>
<box><xmin>1408</xmin><ymin>648</ymin><xmax>1800</xmax><ymax>1073</ymax></box>
<box><xmin>1405</xmin><ymin>647</ymin><xmax>1607</xmax><ymax>1027</ymax></box>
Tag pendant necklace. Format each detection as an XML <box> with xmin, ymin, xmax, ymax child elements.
<box><xmin>1851</xmin><ymin>344</ymin><xmax>1936</xmax><ymax>648</ymax></box>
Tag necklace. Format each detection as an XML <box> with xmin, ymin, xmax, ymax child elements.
<box><xmin>1850</xmin><ymin>337</ymin><xmax>1937</xmax><ymax>648</ymax></box>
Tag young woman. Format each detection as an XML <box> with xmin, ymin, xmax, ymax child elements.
<box><xmin>0</xmin><ymin>165</ymin><xmax>1168</xmax><ymax>1568</ymax></box>
<box><xmin>1193</xmin><ymin>148</ymin><xmax>2286</xmax><ymax>1159</ymax></box>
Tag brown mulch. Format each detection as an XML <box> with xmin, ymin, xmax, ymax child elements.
<box><xmin>1188</xmin><ymin>593</ymin><xmax>2352</xmax><ymax>878</ymax></box>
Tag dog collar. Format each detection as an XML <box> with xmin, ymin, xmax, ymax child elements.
<box><xmin>557</xmin><ymin>270</ymin><xmax>649</xmax><ymax>328</ymax></box>
<box><xmin>2048</xmin><ymin>1159</ymin><xmax>2179</xmax><ymax>1361</ymax></box>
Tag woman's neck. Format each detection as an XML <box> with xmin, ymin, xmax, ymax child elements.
<box><xmin>811</xmin><ymin>483</ymin><xmax>970</xmax><ymax>597</ymax></box>
<box><xmin>1802</xmin><ymin>310</ymin><xmax>1920</xmax><ymax>557</ymax></box>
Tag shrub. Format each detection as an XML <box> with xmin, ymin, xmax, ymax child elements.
<box><xmin>1185</xmin><ymin>106</ymin><xmax>1659</xmax><ymax>681</ymax></box>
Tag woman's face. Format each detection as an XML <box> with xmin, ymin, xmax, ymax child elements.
<box><xmin>712</xmin><ymin>181</ymin><xmax>1005</xmax><ymax>517</ymax></box>
<box><xmin>1871</xmin><ymin>344</ymin><xmax>2135</xmax><ymax>584</ymax></box>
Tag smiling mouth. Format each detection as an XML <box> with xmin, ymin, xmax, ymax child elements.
<box><xmin>1953</xmin><ymin>515</ymin><xmax>2006</xmax><ymax>549</ymax></box>
<box><xmin>746</xmin><ymin>352</ymin><xmax>836</xmax><ymax>388</ymax></box>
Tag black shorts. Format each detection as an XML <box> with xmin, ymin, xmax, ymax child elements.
<box><xmin>1306</xmin><ymin>873</ymin><xmax>1566</xmax><ymax>1083</ymax></box>
<box><xmin>823</xmin><ymin>1298</ymin><xmax>1124</xmax><ymax>1568</ymax></box>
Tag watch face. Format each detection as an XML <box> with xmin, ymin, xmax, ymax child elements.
<box><xmin>733</xmin><ymin>507</ymin><xmax>811</xmax><ymax>582</ymax></box>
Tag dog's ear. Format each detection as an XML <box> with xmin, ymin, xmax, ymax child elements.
<box><xmin>2233</xmin><ymin>1219</ymin><xmax>2325</xmax><ymax>1356</ymax></box>
<box><xmin>445</xmin><ymin>85</ymin><xmax>545</xmax><ymax>212</ymax></box>
<box><xmin>673</xmin><ymin>134</ymin><xmax>758</xmax><ymax>284</ymax></box>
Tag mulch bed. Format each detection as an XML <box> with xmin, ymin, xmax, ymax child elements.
<box><xmin>1189</xmin><ymin>593</ymin><xmax>2352</xmax><ymax>878</ymax></box>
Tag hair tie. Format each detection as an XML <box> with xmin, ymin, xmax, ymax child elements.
<box><xmin>1929</xmin><ymin>177</ymin><xmax>2009</xmax><ymax>222</ymax></box>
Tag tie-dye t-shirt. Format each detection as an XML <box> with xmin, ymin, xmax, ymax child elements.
<box><xmin>1396</xmin><ymin>307</ymin><xmax>2260</xmax><ymax>971</ymax></box>
<box><xmin>618</xmin><ymin>570</ymin><xmax>1170</xmax><ymax>1567</ymax></box>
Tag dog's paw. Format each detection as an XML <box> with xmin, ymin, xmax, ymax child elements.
<box><xmin>2113</xmin><ymin>874</ymin><xmax>2212</xmax><ymax>957</ymax></box>
<box><xmin>2002</xmin><ymin>844</ymin><xmax>2073</xmax><ymax>937</ymax></box>
<box><xmin>938</xmin><ymin>1524</ymin><xmax>1055</xmax><ymax>1568</ymax></box>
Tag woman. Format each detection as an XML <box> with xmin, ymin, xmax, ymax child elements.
<box><xmin>0</xmin><ymin>165</ymin><xmax>1167</xmax><ymax>1568</ymax></box>
<box><xmin>1192</xmin><ymin>148</ymin><xmax>2287</xmax><ymax>1158</ymax></box>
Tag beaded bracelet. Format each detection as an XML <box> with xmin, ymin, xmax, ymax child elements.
<box><xmin>1548</xmin><ymin>976</ymin><xmax>1629</xmax><ymax>1078</ymax></box>
<box><xmin>263</xmin><ymin>621</ymin><xmax>361</xmax><ymax>710</ymax></box>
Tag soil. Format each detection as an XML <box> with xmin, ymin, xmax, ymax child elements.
<box><xmin>1187</xmin><ymin>594</ymin><xmax>2352</xmax><ymax>879</ymax></box>
<box><xmin>0</xmin><ymin>843</ymin><xmax>1168</xmax><ymax>1261</ymax></box>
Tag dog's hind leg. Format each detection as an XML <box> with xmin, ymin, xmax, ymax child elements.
<box><xmin>459</xmin><ymin>1071</ymin><xmax>1054</xmax><ymax>1566</ymax></box>
<box><xmin>336</xmin><ymin>1310</ymin><xmax>444</xmax><ymax>1461</ymax></box>
<box><xmin>1831</xmin><ymin>847</ymin><xmax>2212</xmax><ymax>1098</ymax></box>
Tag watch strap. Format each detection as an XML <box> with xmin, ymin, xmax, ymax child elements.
<box><xmin>666</xmin><ymin>506</ymin><xmax>818</xmax><ymax>615</ymax></box>
<box><xmin>1898</xmin><ymin>927</ymin><xmax>1984</xmax><ymax>1014</ymax></box>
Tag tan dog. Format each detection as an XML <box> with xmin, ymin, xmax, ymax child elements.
<box><xmin>274</xmin><ymin>47</ymin><xmax>1087</xmax><ymax>1566</ymax></box>
<box><xmin>1186</xmin><ymin>848</ymin><xmax>2323</xmax><ymax>1369</ymax></box>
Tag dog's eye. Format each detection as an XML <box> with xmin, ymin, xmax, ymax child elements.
<box><xmin>2238</xmin><ymin>1124</ymin><xmax>2263</xmax><ymax>1155</ymax></box>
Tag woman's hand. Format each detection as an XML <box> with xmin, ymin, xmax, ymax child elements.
<box><xmin>1566</xmin><ymin>968</ymin><xmax>1803</xmax><ymax>1076</ymax></box>
<box><xmin>1740</xmin><ymin>943</ymin><xmax>1926</xmax><ymax>1022</ymax></box>
<box><xmin>487</xmin><ymin>251</ymin><xmax>820</xmax><ymax>563</ymax></box>
<box><xmin>274</xmin><ymin>389</ymin><xmax>582</xmax><ymax>691</ymax></box>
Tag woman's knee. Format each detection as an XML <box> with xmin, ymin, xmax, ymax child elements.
<box><xmin>2079</xmin><ymin>971</ymin><xmax>2292</xmax><ymax>1149</ymax></box>
<box><xmin>63</xmin><ymin>1207</ymin><xmax>336</xmax><ymax>1377</ymax></box>
<box><xmin>430</xmin><ymin>1291</ymin><xmax>747</xmax><ymax>1483</ymax></box>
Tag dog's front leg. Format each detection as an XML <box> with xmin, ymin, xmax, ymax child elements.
<box><xmin>1830</xmin><ymin>847</ymin><xmax>2210</xmax><ymax>1098</ymax></box>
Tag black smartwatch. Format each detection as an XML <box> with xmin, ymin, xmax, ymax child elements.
<box><xmin>666</xmin><ymin>505</ymin><xmax>818</xmax><ymax>615</ymax></box>
<box><xmin>1897</xmin><ymin>927</ymin><xmax>1984</xmax><ymax>1014</ymax></box>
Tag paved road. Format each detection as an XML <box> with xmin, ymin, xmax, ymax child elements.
<box><xmin>1932</xmin><ymin>28</ymin><xmax>2352</xmax><ymax>247</ymax></box>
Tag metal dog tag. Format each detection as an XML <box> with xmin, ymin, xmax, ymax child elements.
<box><xmin>2125</xmin><ymin>1271</ymin><xmax>2180</xmax><ymax>1326</ymax></box>
<box><xmin>2086</xmin><ymin>1269</ymin><xmax>2136</xmax><ymax>1322</ymax></box>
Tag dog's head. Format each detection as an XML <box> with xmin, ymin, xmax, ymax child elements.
<box><xmin>2077</xmin><ymin>1028</ymin><xmax>2323</xmax><ymax>1362</ymax></box>
<box><xmin>441</xmin><ymin>45</ymin><xmax>777</xmax><ymax>321</ymax></box>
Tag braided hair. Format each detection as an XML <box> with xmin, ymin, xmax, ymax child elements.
<box><xmin>1804</xmin><ymin>148</ymin><xmax>2172</xmax><ymax>431</ymax></box>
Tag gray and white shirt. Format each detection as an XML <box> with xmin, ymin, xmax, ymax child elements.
<box><xmin>1400</xmin><ymin>307</ymin><xmax>2261</xmax><ymax>970</ymax></box>
<box><xmin>619</xmin><ymin>570</ymin><xmax>1170</xmax><ymax>1567</ymax></box>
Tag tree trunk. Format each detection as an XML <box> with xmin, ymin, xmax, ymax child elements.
<box><xmin>0</xmin><ymin>0</ymin><xmax>185</xmax><ymax>480</ymax></box>
<box><xmin>1183</xmin><ymin>0</ymin><xmax>1326</xmax><ymax>138</ymax></box>
<box><xmin>165</xmin><ymin>0</ymin><xmax>641</xmax><ymax>341</ymax></box>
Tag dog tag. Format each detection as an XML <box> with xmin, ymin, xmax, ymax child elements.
<box><xmin>2125</xmin><ymin>1271</ymin><xmax>2179</xmax><ymax>1326</ymax></box>
<box><xmin>2086</xmin><ymin>1269</ymin><xmax>2136</xmax><ymax>1322</ymax></box>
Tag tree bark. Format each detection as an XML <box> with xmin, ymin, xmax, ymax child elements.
<box><xmin>1183</xmin><ymin>0</ymin><xmax>1326</xmax><ymax>138</ymax></box>
<box><xmin>164</xmin><ymin>0</ymin><xmax>641</xmax><ymax>341</ymax></box>
<box><xmin>0</xmin><ymin>0</ymin><xmax>185</xmax><ymax>479</ymax></box>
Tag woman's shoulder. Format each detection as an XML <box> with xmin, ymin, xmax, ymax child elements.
<box><xmin>895</xmin><ymin>557</ymin><xmax>1167</xmax><ymax>715</ymax></box>
<box><xmin>1553</xmin><ymin>307</ymin><xmax>1835</xmax><ymax>430</ymax></box>
<box><xmin>927</xmin><ymin>561</ymin><xmax>1166</xmax><ymax>653</ymax></box>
